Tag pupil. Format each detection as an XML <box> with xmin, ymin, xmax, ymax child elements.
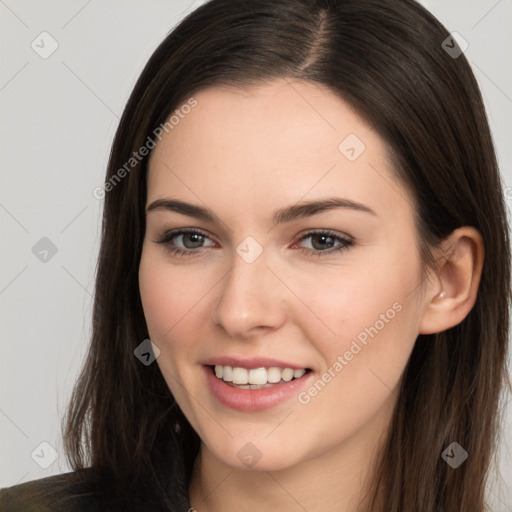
<box><xmin>312</xmin><ymin>234</ymin><xmax>334</xmax><ymax>250</ymax></box>
<box><xmin>184</xmin><ymin>233</ymin><xmax>204</xmax><ymax>248</ymax></box>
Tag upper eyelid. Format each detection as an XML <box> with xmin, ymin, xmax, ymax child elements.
<box><xmin>165</xmin><ymin>228</ymin><xmax>217</xmax><ymax>243</ymax></box>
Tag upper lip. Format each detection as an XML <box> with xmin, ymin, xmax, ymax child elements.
<box><xmin>202</xmin><ymin>356</ymin><xmax>310</xmax><ymax>370</ymax></box>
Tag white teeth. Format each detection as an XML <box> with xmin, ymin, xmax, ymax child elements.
<box><xmin>213</xmin><ymin>365</ymin><xmax>308</xmax><ymax>385</ymax></box>
<box><xmin>267</xmin><ymin>367</ymin><xmax>282</xmax><ymax>383</ymax></box>
<box><xmin>248</xmin><ymin>367</ymin><xmax>267</xmax><ymax>385</ymax></box>
<box><xmin>232</xmin><ymin>367</ymin><xmax>248</xmax><ymax>384</ymax></box>
<box><xmin>223</xmin><ymin>366</ymin><xmax>233</xmax><ymax>382</ymax></box>
<box><xmin>293</xmin><ymin>369</ymin><xmax>306</xmax><ymax>379</ymax></box>
<box><xmin>281</xmin><ymin>368</ymin><xmax>294</xmax><ymax>382</ymax></box>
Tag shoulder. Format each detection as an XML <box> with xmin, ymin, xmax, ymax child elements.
<box><xmin>0</xmin><ymin>470</ymin><xmax>98</xmax><ymax>512</ymax></box>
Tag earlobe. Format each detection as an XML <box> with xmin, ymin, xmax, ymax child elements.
<box><xmin>419</xmin><ymin>227</ymin><xmax>484</xmax><ymax>335</ymax></box>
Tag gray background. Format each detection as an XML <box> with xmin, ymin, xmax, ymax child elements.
<box><xmin>1</xmin><ymin>0</ymin><xmax>511</xmax><ymax>509</ymax></box>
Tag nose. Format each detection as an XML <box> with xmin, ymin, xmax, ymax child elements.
<box><xmin>212</xmin><ymin>247</ymin><xmax>288</xmax><ymax>339</ymax></box>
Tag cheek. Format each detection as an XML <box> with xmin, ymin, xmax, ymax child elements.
<box><xmin>285</xmin><ymin>253</ymin><xmax>419</xmax><ymax>350</ymax></box>
<box><xmin>286</xmin><ymin>249</ymin><xmax>421</xmax><ymax>409</ymax></box>
<box><xmin>138</xmin><ymin>248</ymin><xmax>213</xmax><ymax>345</ymax></box>
<box><xmin>138</xmin><ymin>249</ymin><xmax>211</xmax><ymax>409</ymax></box>
<box><xmin>291</xmin><ymin>286</ymin><xmax>419</xmax><ymax>449</ymax></box>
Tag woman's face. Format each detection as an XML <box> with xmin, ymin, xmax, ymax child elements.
<box><xmin>139</xmin><ymin>78</ymin><xmax>430</xmax><ymax>472</ymax></box>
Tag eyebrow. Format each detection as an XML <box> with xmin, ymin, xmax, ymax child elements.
<box><xmin>146</xmin><ymin>197</ymin><xmax>377</xmax><ymax>224</ymax></box>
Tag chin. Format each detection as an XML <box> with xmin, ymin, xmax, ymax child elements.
<box><xmin>202</xmin><ymin>433</ymin><xmax>314</xmax><ymax>473</ymax></box>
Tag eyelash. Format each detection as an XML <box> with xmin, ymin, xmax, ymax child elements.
<box><xmin>154</xmin><ymin>228</ymin><xmax>354</xmax><ymax>258</ymax></box>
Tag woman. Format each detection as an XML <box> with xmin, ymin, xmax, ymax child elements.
<box><xmin>1</xmin><ymin>0</ymin><xmax>509</xmax><ymax>510</ymax></box>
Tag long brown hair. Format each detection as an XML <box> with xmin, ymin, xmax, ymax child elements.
<box><xmin>62</xmin><ymin>0</ymin><xmax>511</xmax><ymax>510</ymax></box>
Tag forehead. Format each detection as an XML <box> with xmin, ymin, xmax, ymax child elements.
<box><xmin>147</xmin><ymin>78</ymin><xmax>412</xmax><ymax>224</ymax></box>
<box><xmin>151</xmin><ymin>79</ymin><xmax>374</xmax><ymax>165</ymax></box>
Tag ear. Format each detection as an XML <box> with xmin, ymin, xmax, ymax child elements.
<box><xmin>419</xmin><ymin>227</ymin><xmax>484</xmax><ymax>335</ymax></box>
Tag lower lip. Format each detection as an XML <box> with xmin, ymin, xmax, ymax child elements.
<box><xmin>204</xmin><ymin>366</ymin><xmax>313</xmax><ymax>412</ymax></box>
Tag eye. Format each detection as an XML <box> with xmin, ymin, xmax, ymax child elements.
<box><xmin>294</xmin><ymin>230</ymin><xmax>353</xmax><ymax>257</ymax></box>
<box><xmin>154</xmin><ymin>228</ymin><xmax>216</xmax><ymax>257</ymax></box>
<box><xmin>154</xmin><ymin>228</ymin><xmax>354</xmax><ymax>258</ymax></box>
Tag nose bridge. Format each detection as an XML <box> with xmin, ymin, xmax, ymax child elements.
<box><xmin>213</xmin><ymin>240</ymin><xmax>287</xmax><ymax>337</ymax></box>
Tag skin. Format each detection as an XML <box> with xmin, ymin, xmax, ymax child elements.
<box><xmin>138</xmin><ymin>78</ymin><xmax>484</xmax><ymax>511</ymax></box>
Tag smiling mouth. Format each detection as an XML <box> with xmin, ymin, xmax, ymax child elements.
<box><xmin>210</xmin><ymin>365</ymin><xmax>312</xmax><ymax>389</ymax></box>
